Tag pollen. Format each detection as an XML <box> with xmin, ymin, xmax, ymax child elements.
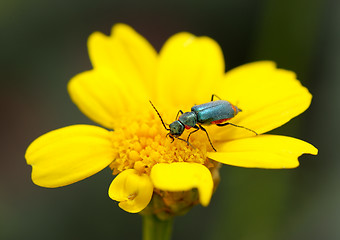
<box><xmin>109</xmin><ymin>112</ymin><xmax>216</xmax><ymax>176</ymax></box>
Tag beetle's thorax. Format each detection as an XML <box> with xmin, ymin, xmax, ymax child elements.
<box><xmin>178</xmin><ymin>112</ymin><xmax>197</xmax><ymax>129</ymax></box>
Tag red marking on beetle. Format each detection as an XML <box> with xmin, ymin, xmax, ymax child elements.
<box><xmin>231</xmin><ymin>105</ymin><xmax>237</xmax><ymax>113</ymax></box>
<box><xmin>185</xmin><ymin>125</ymin><xmax>191</xmax><ymax>129</ymax></box>
<box><xmin>211</xmin><ymin>118</ymin><xmax>231</xmax><ymax>124</ymax></box>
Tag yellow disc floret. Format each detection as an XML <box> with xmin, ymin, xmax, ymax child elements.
<box><xmin>109</xmin><ymin>112</ymin><xmax>216</xmax><ymax>176</ymax></box>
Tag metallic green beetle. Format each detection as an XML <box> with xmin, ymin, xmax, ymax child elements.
<box><xmin>150</xmin><ymin>95</ymin><xmax>257</xmax><ymax>151</ymax></box>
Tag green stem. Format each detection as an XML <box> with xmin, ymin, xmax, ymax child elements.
<box><xmin>142</xmin><ymin>215</ymin><xmax>173</xmax><ymax>240</ymax></box>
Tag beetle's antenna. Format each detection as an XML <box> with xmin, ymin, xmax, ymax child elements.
<box><xmin>149</xmin><ymin>101</ymin><xmax>170</xmax><ymax>131</ymax></box>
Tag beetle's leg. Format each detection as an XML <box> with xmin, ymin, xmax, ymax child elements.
<box><xmin>216</xmin><ymin>122</ymin><xmax>258</xmax><ymax>135</ymax></box>
<box><xmin>175</xmin><ymin>110</ymin><xmax>184</xmax><ymax>120</ymax></box>
<box><xmin>177</xmin><ymin>137</ymin><xmax>197</xmax><ymax>149</ymax></box>
<box><xmin>166</xmin><ymin>133</ymin><xmax>175</xmax><ymax>143</ymax></box>
<box><xmin>197</xmin><ymin>125</ymin><xmax>217</xmax><ymax>152</ymax></box>
<box><xmin>186</xmin><ymin>125</ymin><xmax>200</xmax><ymax>145</ymax></box>
<box><xmin>211</xmin><ymin>94</ymin><xmax>222</xmax><ymax>101</ymax></box>
<box><xmin>167</xmin><ymin>133</ymin><xmax>196</xmax><ymax>149</ymax></box>
<box><xmin>186</xmin><ymin>124</ymin><xmax>216</xmax><ymax>151</ymax></box>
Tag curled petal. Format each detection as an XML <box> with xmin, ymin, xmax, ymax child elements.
<box><xmin>212</xmin><ymin>61</ymin><xmax>312</xmax><ymax>141</ymax></box>
<box><xmin>156</xmin><ymin>32</ymin><xmax>225</xmax><ymax>111</ymax></box>
<box><xmin>108</xmin><ymin>169</ymin><xmax>153</xmax><ymax>213</ymax></box>
<box><xmin>150</xmin><ymin>162</ymin><xmax>213</xmax><ymax>206</ymax></box>
<box><xmin>25</xmin><ymin>125</ymin><xmax>114</xmax><ymax>187</ymax></box>
<box><xmin>208</xmin><ymin>135</ymin><xmax>318</xmax><ymax>169</ymax></box>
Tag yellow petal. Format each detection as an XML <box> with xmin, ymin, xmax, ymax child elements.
<box><xmin>25</xmin><ymin>125</ymin><xmax>114</xmax><ymax>188</ymax></box>
<box><xmin>211</xmin><ymin>61</ymin><xmax>312</xmax><ymax>141</ymax></box>
<box><xmin>88</xmin><ymin>24</ymin><xmax>157</xmax><ymax>98</ymax></box>
<box><xmin>108</xmin><ymin>169</ymin><xmax>153</xmax><ymax>213</ymax></box>
<box><xmin>208</xmin><ymin>135</ymin><xmax>318</xmax><ymax>169</ymax></box>
<box><xmin>156</xmin><ymin>32</ymin><xmax>225</xmax><ymax>112</ymax></box>
<box><xmin>150</xmin><ymin>162</ymin><xmax>213</xmax><ymax>206</ymax></box>
<box><xmin>68</xmin><ymin>70</ymin><xmax>149</xmax><ymax>129</ymax></box>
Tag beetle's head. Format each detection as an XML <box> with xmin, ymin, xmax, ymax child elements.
<box><xmin>169</xmin><ymin>120</ymin><xmax>185</xmax><ymax>137</ymax></box>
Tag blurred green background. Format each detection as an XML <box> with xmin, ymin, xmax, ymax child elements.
<box><xmin>1</xmin><ymin>0</ymin><xmax>337</xmax><ymax>239</ymax></box>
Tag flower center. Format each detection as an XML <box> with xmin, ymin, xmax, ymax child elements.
<box><xmin>109</xmin><ymin>112</ymin><xmax>216</xmax><ymax>176</ymax></box>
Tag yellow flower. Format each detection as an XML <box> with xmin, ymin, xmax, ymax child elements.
<box><xmin>25</xmin><ymin>24</ymin><xmax>317</xmax><ymax>216</ymax></box>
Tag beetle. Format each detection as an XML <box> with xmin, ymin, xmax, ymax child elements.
<box><xmin>150</xmin><ymin>95</ymin><xmax>257</xmax><ymax>151</ymax></box>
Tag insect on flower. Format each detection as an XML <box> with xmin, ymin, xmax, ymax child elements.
<box><xmin>25</xmin><ymin>24</ymin><xmax>318</xmax><ymax>218</ymax></box>
<box><xmin>150</xmin><ymin>94</ymin><xmax>258</xmax><ymax>151</ymax></box>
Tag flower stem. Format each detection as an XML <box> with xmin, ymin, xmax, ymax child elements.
<box><xmin>142</xmin><ymin>215</ymin><xmax>173</xmax><ymax>240</ymax></box>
